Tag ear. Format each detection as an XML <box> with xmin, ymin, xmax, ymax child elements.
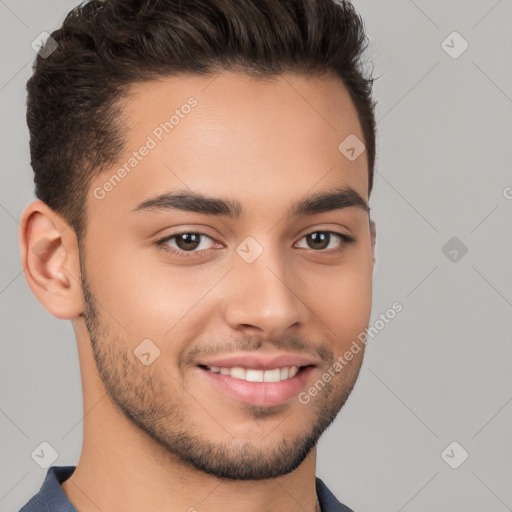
<box><xmin>369</xmin><ymin>217</ymin><xmax>376</xmax><ymax>266</ymax></box>
<box><xmin>19</xmin><ymin>200</ymin><xmax>83</xmax><ymax>319</ymax></box>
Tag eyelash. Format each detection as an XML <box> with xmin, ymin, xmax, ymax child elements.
<box><xmin>155</xmin><ymin>230</ymin><xmax>355</xmax><ymax>259</ymax></box>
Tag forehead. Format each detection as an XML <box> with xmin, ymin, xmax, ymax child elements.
<box><xmin>88</xmin><ymin>71</ymin><xmax>369</xmax><ymax>222</ymax></box>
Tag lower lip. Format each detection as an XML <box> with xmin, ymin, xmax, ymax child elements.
<box><xmin>198</xmin><ymin>366</ymin><xmax>315</xmax><ymax>406</ymax></box>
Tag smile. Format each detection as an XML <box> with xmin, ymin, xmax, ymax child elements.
<box><xmin>197</xmin><ymin>364</ymin><xmax>315</xmax><ymax>406</ymax></box>
<box><xmin>202</xmin><ymin>365</ymin><xmax>300</xmax><ymax>382</ymax></box>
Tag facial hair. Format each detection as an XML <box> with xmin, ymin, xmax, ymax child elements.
<box><xmin>80</xmin><ymin>260</ymin><xmax>364</xmax><ymax>481</ymax></box>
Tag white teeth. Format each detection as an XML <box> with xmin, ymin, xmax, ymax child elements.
<box><xmin>289</xmin><ymin>365</ymin><xmax>299</xmax><ymax>378</ymax></box>
<box><xmin>206</xmin><ymin>365</ymin><xmax>303</xmax><ymax>382</ymax></box>
<box><xmin>246</xmin><ymin>369</ymin><xmax>264</xmax><ymax>382</ymax></box>
<box><xmin>263</xmin><ymin>368</ymin><xmax>281</xmax><ymax>382</ymax></box>
<box><xmin>230</xmin><ymin>367</ymin><xmax>246</xmax><ymax>380</ymax></box>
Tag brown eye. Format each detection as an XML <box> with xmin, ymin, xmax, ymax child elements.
<box><xmin>174</xmin><ymin>233</ymin><xmax>202</xmax><ymax>251</ymax></box>
<box><xmin>305</xmin><ymin>232</ymin><xmax>330</xmax><ymax>250</ymax></box>
<box><xmin>295</xmin><ymin>231</ymin><xmax>354</xmax><ymax>253</ymax></box>
<box><xmin>157</xmin><ymin>231</ymin><xmax>217</xmax><ymax>257</ymax></box>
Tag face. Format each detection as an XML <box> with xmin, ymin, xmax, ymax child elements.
<box><xmin>80</xmin><ymin>71</ymin><xmax>375</xmax><ymax>480</ymax></box>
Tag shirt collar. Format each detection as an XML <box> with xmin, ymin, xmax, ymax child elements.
<box><xmin>26</xmin><ymin>466</ymin><xmax>77</xmax><ymax>511</ymax></box>
<box><xmin>28</xmin><ymin>466</ymin><xmax>353</xmax><ymax>512</ymax></box>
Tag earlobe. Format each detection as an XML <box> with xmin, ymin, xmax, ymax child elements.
<box><xmin>19</xmin><ymin>200</ymin><xmax>83</xmax><ymax>319</ymax></box>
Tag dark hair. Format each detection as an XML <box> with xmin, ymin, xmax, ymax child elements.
<box><xmin>26</xmin><ymin>0</ymin><xmax>376</xmax><ymax>239</ymax></box>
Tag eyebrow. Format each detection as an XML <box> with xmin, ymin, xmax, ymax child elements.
<box><xmin>131</xmin><ymin>185</ymin><xmax>369</xmax><ymax>218</ymax></box>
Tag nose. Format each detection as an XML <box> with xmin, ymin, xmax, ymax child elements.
<box><xmin>222</xmin><ymin>246</ymin><xmax>307</xmax><ymax>339</ymax></box>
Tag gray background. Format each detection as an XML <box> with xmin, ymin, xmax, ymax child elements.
<box><xmin>1</xmin><ymin>1</ymin><xmax>511</xmax><ymax>511</ymax></box>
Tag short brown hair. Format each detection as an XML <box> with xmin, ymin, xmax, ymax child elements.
<box><xmin>26</xmin><ymin>0</ymin><xmax>377</xmax><ymax>239</ymax></box>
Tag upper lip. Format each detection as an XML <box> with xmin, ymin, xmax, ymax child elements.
<box><xmin>197</xmin><ymin>352</ymin><xmax>318</xmax><ymax>370</ymax></box>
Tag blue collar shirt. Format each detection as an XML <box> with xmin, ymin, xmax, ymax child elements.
<box><xmin>19</xmin><ymin>466</ymin><xmax>355</xmax><ymax>512</ymax></box>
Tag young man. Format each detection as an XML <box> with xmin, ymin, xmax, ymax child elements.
<box><xmin>19</xmin><ymin>0</ymin><xmax>377</xmax><ymax>510</ymax></box>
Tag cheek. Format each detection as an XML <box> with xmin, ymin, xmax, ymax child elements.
<box><xmin>86</xmin><ymin>246</ymin><xmax>225</xmax><ymax>351</ymax></box>
<box><xmin>295</xmin><ymin>255</ymin><xmax>373</xmax><ymax>344</ymax></box>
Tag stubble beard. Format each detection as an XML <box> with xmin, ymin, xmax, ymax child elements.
<box><xmin>80</xmin><ymin>263</ymin><xmax>362</xmax><ymax>481</ymax></box>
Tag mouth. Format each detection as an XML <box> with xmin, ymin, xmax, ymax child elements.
<box><xmin>198</xmin><ymin>364</ymin><xmax>308</xmax><ymax>382</ymax></box>
<box><xmin>196</xmin><ymin>363</ymin><xmax>315</xmax><ymax>406</ymax></box>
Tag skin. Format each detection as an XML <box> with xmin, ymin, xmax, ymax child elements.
<box><xmin>20</xmin><ymin>71</ymin><xmax>376</xmax><ymax>512</ymax></box>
